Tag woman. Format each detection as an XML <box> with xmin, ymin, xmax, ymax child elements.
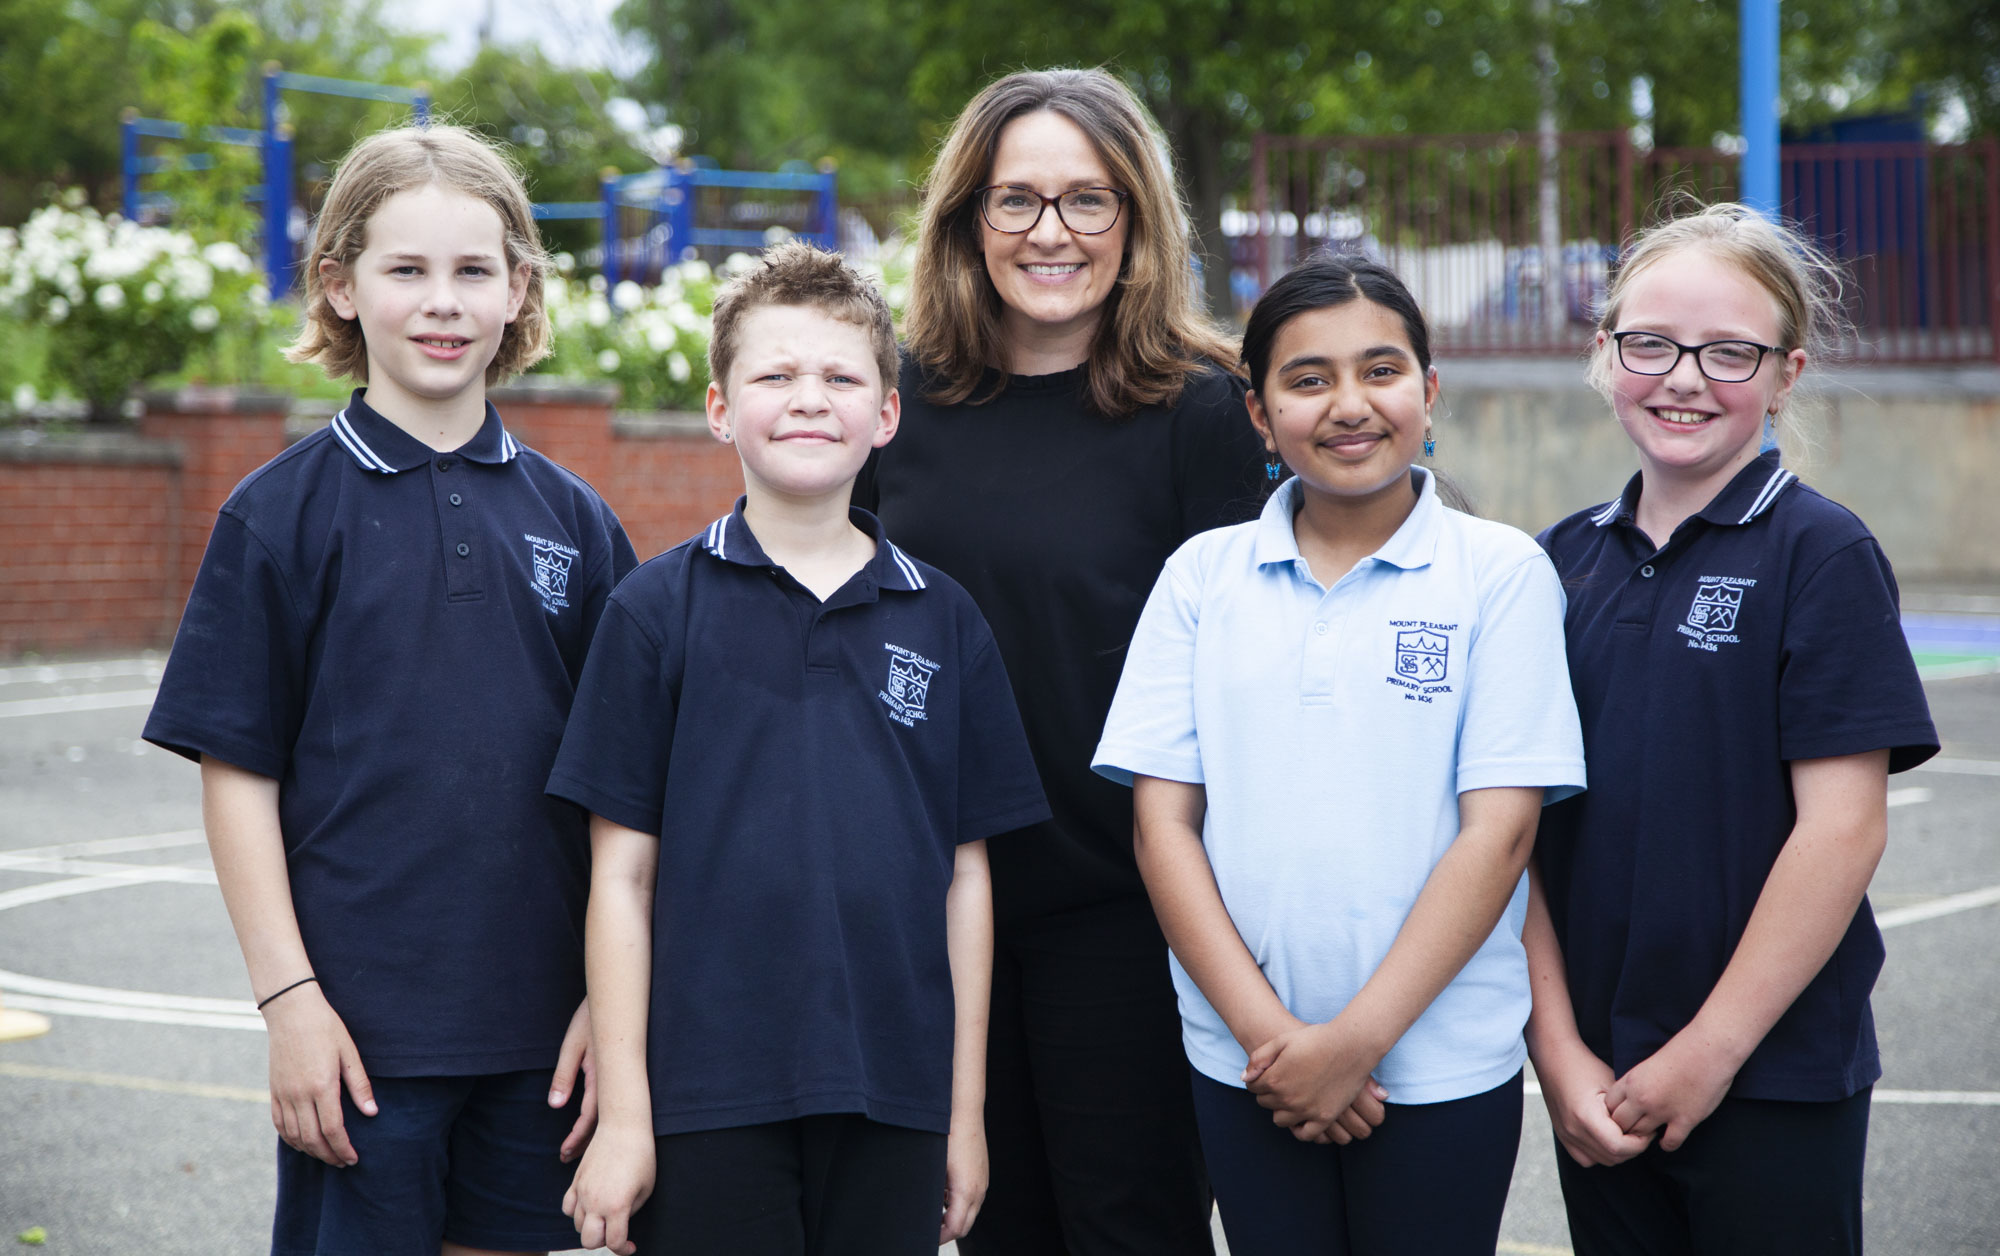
<box><xmin>854</xmin><ymin>68</ymin><xmax>1267</xmax><ymax>1255</ymax></box>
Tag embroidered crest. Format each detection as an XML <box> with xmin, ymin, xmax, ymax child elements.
<box><xmin>1676</xmin><ymin>575</ymin><xmax>1756</xmax><ymax>652</ymax></box>
<box><xmin>879</xmin><ymin>643</ymin><xmax>940</xmax><ymax>727</ymax></box>
<box><xmin>1393</xmin><ymin>629</ymin><xmax>1451</xmax><ymax>684</ymax></box>
<box><xmin>525</xmin><ymin>533</ymin><xmax>579</xmax><ymax>614</ymax></box>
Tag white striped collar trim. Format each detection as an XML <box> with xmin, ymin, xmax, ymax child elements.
<box><xmin>330</xmin><ymin>408</ymin><xmax>397</xmax><ymax>474</ymax></box>
<box><xmin>499</xmin><ymin>430</ymin><xmax>522</xmax><ymax>462</ymax></box>
<box><xmin>887</xmin><ymin>543</ymin><xmax>927</xmax><ymax>590</ymax></box>
<box><xmin>1738</xmin><ymin>467</ymin><xmax>1797</xmax><ymax>524</ymax></box>
<box><xmin>703</xmin><ymin>514</ymin><xmax>730</xmax><ymax>561</ymax></box>
<box><xmin>1590</xmin><ymin>497</ymin><xmax>1624</xmax><ymax>528</ymax></box>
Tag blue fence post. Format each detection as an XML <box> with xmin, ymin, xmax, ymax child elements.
<box><xmin>666</xmin><ymin>164</ymin><xmax>693</xmax><ymax>266</ymax></box>
<box><xmin>601</xmin><ymin>168</ymin><xmax>621</xmax><ymax>286</ymax></box>
<box><xmin>1739</xmin><ymin>0</ymin><xmax>1780</xmax><ymax>217</ymax></box>
<box><xmin>121</xmin><ymin>109</ymin><xmax>141</xmax><ymax>221</ymax></box>
<box><xmin>414</xmin><ymin>86</ymin><xmax>431</xmax><ymax>127</ymax></box>
<box><xmin>813</xmin><ymin>165</ymin><xmax>837</xmax><ymax>250</ymax></box>
<box><xmin>266</xmin><ymin>125</ymin><xmax>294</xmax><ymax>295</ymax></box>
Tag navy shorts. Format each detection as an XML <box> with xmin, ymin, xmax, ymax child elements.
<box><xmin>272</xmin><ymin>1069</ymin><xmax>581</xmax><ymax>1256</ymax></box>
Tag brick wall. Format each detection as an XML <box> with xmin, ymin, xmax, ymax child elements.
<box><xmin>0</xmin><ymin>383</ymin><xmax>744</xmax><ymax>657</ymax></box>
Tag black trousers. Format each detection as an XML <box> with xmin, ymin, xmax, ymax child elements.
<box><xmin>959</xmin><ymin>898</ymin><xmax>1215</xmax><ymax>1256</ymax></box>
<box><xmin>1554</xmin><ymin>1088</ymin><xmax>1871</xmax><ymax>1256</ymax></box>
<box><xmin>1191</xmin><ymin>1067</ymin><xmax>1523</xmax><ymax>1256</ymax></box>
<box><xmin>632</xmin><ymin>1114</ymin><xmax>946</xmax><ymax>1256</ymax></box>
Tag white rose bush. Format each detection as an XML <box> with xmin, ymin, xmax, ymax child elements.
<box><xmin>0</xmin><ymin>196</ymin><xmax>267</xmax><ymax>420</ymax></box>
<box><xmin>534</xmin><ymin>239</ymin><xmax>913</xmax><ymax>413</ymax></box>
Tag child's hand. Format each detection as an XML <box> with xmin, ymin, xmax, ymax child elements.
<box><xmin>564</xmin><ymin>1121</ymin><xmax>655</xmax><ymax>1256</ymax></box>
<box><xmin>1605</xmin><ymin>1030</ymin><xmax>1739</xmax><ymax>1153</ymax></box>
<box><xmin>552</xmin><ymin>999</ymin><xmax>599</xmax><ymax>1163</ymax></box>
<box><xmin>263</xmin><ymin>983</ymin><xmax>375</xmax><ymax>1167</ymax></box>
<box><xmin>1536</xmin><ymin>1041</ymin><xmax>1654</xmax><ymax>1166</ymax></box>
<box><xmin>1242</xmin><ymin>1020</ymin><xmax>1388</xmax><ymax>1144</ymax></box>
<box><xmin>939</xmin><ymin>1116</ymin><xmax>988</xmax><ymax>1243</ymax></box>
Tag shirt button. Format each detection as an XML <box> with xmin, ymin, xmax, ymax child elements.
<box><xmin>1640</xmin><ymin>564</ymin><xmax>1656</xmax><ymax>578</ymax></box>
<box><xmin>437</xmin><ymin>457</ymin><xmax>455</xmax><ymax>471</ymax></box>
<box><xmin>1314</xmin><ymin>621</ymin><xmax>1329</xmax><ymax>635</ymax></box>
<box><xmin>456</xmin><ymin>542</ymin><xmax>470</xmax><ymax>557</ymax></box>
<box><xmin>449</xmin><ymin>493</ymin><xmax>463</xmax><ymax>507</ymax></box>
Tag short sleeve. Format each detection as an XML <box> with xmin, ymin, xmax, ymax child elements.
<box><xmin>142</xmin><ymin>510</ymin><xmax>307</xmax><ymax>778</ymax></box>
<box><xmin>546</xmin><ymin>595</ymin><xmax>680</xmax><ymax>835</ymax></box>
<box><xmin>1091</xmin><ymin>558</ymin><xmax>1204</xmax><ymax>788</ymax></box>
<box><xmin>1170</xmin><ymin>369</ymin><xmax>1268</xmax><ymax>537</ymax></box>
<box><xmin>953</xmin><ymin>628</ymin><xmax>1052</xmax><ymax>842</ymax></box>
<box><xmin>1455</xmin><ymin>551</ymin><xmax>1588</xmax><ymax>802</ymax></box>
<box><xmin>1778</xmin><ymin>537</ymin><xmax>1938</xmax><ymax>772</ymax></box>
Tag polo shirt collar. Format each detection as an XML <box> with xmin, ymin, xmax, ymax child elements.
<box><xmin>1252</xmin><ymin>467</ymin><xmax>1444</xmax><ymax>573</ymax></box>
<box><xmin>330</xmin><ymin>388</ymin><xmax>523</xmax><ymax>474</ymax></box>
<box><xmin>1589</xmin><ymin>451</ymin><xmax>1797</xmax><ymax>530</ymax></box>
<box><xmin>700</xmin><ymin>498</ymin><xmax>930</xmax><ymax>592</ymax></box>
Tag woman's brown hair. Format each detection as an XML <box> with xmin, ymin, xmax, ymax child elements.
<box><xmin>903</xmin><ymin>67</ymin><xmax>1236</xmax><ymax>417</ymax></box>
<box><xmin>287</xmin><ymin>124</ymin><xmax>552</xmax><ymax>383</ymax></box>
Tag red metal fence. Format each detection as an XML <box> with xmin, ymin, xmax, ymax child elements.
<box><xmin>1244</xmin><ymin>132</ymin><xmax>2000</xmax><ymax>363</ymax></box>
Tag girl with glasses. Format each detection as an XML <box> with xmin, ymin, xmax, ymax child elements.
<box><xmin>853</xmin><ymin>67</ymin><xmax>1268</xmax><ymax>1255</ymax></box>
<box><xmin>1529</xmin><ymin>203</ymin><xmax>1938</xmax><ymax>1255</ymax></box>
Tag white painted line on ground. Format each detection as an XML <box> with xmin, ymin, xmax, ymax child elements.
<box><xmin>0</xmin><ymin>868</ymin><xmax>216</xmax><ymax>912</ymax></box>
<box><xmin>1913</xmin><ymin>757</ymin><xmax>2000</xmax><ymax>777</ymax></box>
<box><xmin>1877</xmin><ymin>884</ymin><xmax>2000</xmax><ymax>930</ymax></box>
<box><xmin>1</xmin><ymin>993</ymin><xmax>265</xmax><ymax>1031</ymax></box>
<box><xmin>0</xmin><ymin>968</ymin><xmax>254</xmax><ymax>1015</ymax></box>
<box><xmin>1886</xmin><ymin>787</ymin><xmax>1932</xmax><ymax>807</ymax></box>
<box><xmin>1498</xmin><ymin>1244</ymin><xmax>1571</xmax><ymax>1256</ymax></box>
<box><xmin>1918</xmin><ymin>659</ymin><xmax>2000</xmax><ymax>681</ymax></box>
<box><xmin>0</xmin><ymin>687</ymin><xmax>158</xmax><ymax>719</ymax></box>
<box><xmin>0</xmin><ymin>1060</ymin><xmax>267</xmax><ymax>1102</ymax></box>
<box><xmin>2</xmin><ymin>830</ymin><xmax>205</xmax><ymax>862</ymax></box>
<box><xmin>0</xmin><ymin>659</ymin><xmax>162</xmax><ymax>686</ymax></box>
<box><xmin>0</xmin><ymin>855</ymin><xmax>216</xmax><ymax>882</ymax></box>
<box><xmin>1874</xmin><ymin>1089</ymin><xmax>2000</xmax><ymax>1106</ymax></box>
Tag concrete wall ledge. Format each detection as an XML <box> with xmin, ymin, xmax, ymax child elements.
<box><xmin>140</xmin><ymin>387</ymin><xmax>292</xmax><ymax>416</ymax></box>
<box><xmin>613</xmin><ymin>410</ymin><xmax>709</xmax><ymax>439</ymax></box>
<box><xmin>0</xmin><ymin>429</ymin><xmax>182</xmax><ymax>467</ymax></box>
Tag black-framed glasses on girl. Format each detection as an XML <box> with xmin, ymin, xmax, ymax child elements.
<box><xmin>1611</xmin><ymin>331</ymin><xmax>1783</xmax><ymax>383</ymax></box>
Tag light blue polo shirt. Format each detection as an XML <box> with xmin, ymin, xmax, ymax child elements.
<box><xmin>1092</xmin><ymin>468</ymin><xmax>1585</xmax><ymax>1104</ymax></box>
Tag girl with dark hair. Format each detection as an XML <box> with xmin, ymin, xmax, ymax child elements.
<box><xmin>854</xmin><ymin>66</ymin><xmax>1267</xmax><ymax>1254</ymax></box>
<box><xmin>1092</xmin><ymin>253</ymin><xmax>1586</xmax><ymax>1255</ymax></box>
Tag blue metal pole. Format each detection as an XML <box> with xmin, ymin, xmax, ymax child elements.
<box><xmin>267</xmin><ymin>126</ymin><xmax>294</xmax><ymax>295</ymax></box>
<box><xmin>601</xmin><ymin>170</ymin><xmax>621</xmax><ymax>286</ymax></box>
<box><xmin>414</xmin><ymin>87</ymin><xmax>431</xmax><ymax>127</ymax></box>
<box><xmin>814</xmin><ymin>170</ymin><xmax>837</xmax><ymax>250</ymax></box>
<box><xmin>666</xmin><ymin>165</ymin><xmax>693</xmax><ymax>266</ymax></box>
<box><xmin>121</xmin><ymin>110</ymin><xmax>140</xmax><ymax>221</ymax></box>
<box><xmin>1740</xmin><ymin>0</ymin><xmax>1780</xmax><ymax>217</ymax></box>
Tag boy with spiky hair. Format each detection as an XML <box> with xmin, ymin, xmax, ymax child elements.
<box><xmin>553</xmin><ymin>241</ymin><xmax>1048</xmax><ymax>1256</ymax></box>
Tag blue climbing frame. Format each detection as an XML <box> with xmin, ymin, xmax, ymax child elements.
<box><xmin>590</xmin><ymin>164</ymin><xmax>838</xmax><ymax>284</ymax></box>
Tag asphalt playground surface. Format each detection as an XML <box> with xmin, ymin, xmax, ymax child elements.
<box><xmin>2</xmin><ymin>595</ymin><xmax>1997</xmax><ymax>1254</ymax></box>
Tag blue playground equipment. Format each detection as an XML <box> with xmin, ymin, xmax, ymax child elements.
<box><xmin>126</xmin><ymin>67</ymin><xmax>834</xmax><ymax>295</ymax></box>
<box><xmin>122</xmin><ymin>67</ymin><xmax>429</xmax><ymax>294</ymax></box>
<box><xmin>535</xmin><ymin>162</ymin><xmax>838</xmax><ymax>283</ymax></box>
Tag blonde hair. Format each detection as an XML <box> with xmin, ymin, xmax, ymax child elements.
<box><xmin>286</xmin><ymin>124</ymin><xmax>552</xmax><ymax>383</ymax></box>
<box><xmin>1590</xmin><ymin>201</ymin><xmax>1849</xmax><ymax>452</ymax></box>
<box><xmin>707</xmin><ymin>240</ymin><xmax>898</xmax><ymax>393</ymax></box>
<box><xmin>903</xmin><ymin>67</ymin><xmax>1237</xmax><ymax>418</ymax></box>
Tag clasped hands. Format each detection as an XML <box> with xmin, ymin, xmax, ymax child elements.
<box><xmin>1240</xmin><ymin>1017</ymin><xmax>1390</xmax><ymax>1145</ymax></box>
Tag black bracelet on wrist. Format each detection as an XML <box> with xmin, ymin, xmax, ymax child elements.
<box><xmin>256</xmin><ymin>975</ymin><xmax>319</xmax><ymax>1011</ymax></box>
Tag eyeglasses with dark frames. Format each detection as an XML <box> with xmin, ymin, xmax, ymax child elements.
<box><xmin>975</xmin><ymin>185</ymin><xmax>1129</xmax><ymax>235</ymax></box>
<box><xmin>1611</xmin><ymin>331</ymin><xmax>1784</xmax><ymax>383</ymax></box>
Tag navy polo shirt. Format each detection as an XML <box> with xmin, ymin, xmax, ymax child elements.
<box><xmin>144</xmin><ymin>389</ymin><xmax>637</xmax><ymax>1076</ymax></box>
<box><xmin>1536</xmin><ymin>452</ymin><xmax>1937</xmax><ymax>1102</ymax></box>
<box><xmin>547</xmin><ymin>503</ymin><xmax>1049</xmax><ymax>1136</ymax></box>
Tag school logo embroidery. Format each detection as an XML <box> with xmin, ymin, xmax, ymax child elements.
<box><xmin>879</xmin><ymin>643</ymin><xmax>940</xmax><ymax>727</ymax></box>
<box><xmin>1676</xmin><ymin>575</ymin><xmax>1756</xmax><ymax>652</ymax></box>
<box><xmin>1385</xmin><ymin>620</ymin><xmax>1458</xmax><ymax>704</ymax></box>
<box><xmin>525</xmin><ymin>534</ymin><xmax>579</xmax><ymax>614</ymax></box>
